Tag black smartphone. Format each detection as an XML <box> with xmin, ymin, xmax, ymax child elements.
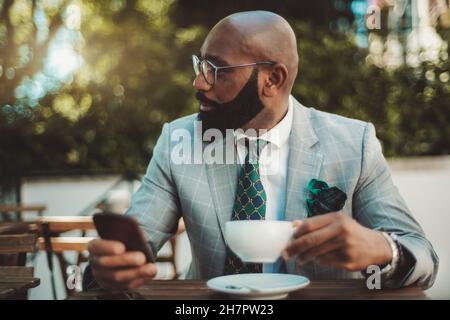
<box><xmin>93</xmin><ymin>212</ymin><xmax>155</xmax><ymax>263</ymax></box>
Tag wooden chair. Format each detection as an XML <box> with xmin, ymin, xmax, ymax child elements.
<box><xmin>38</xmin><ymin>236</ymin><xmax>96</xmax><ymax>252</ymax></box>
<box><xmin>36</xmin><ymin>216</ymin><xmax>94</xmax><ymax>234</ymax></box>
<box><xmin>36</xmin><ymin>216</ymin><xmax>95</xmax><ymax>298</ymax></box>
<box><xmin>0</xmin><ymin>222</ymin><xmax>38</xmax><ymax>237</ymax></box>
<box><xmin>0</xmin><ymin>231</ymin><xmax>37</xmax><ymax>267</ymax></box>
<box><xmin>0</xmin><ymin>233</ymin><xmax>39</xmax><ymax>299</ymax></box>
<box><xmin>36</xmin><ymin>216</ymin><xmax>186</xmax><ymax>276</ymax></box>
<box><xmin>36</xmin><ymin>215</ymin><xmax>186</xmax><ymax>297</ymax></box>
<box><xmin>37</xmin><ymin>215</ymin><xmax>95</xmax><ymax>269</ymax></box>
<box><xmin>0</xmin><ymin>266</ymin><xmax>40</xmax><ymax>300</ymax></box>
<box><xmin>0</xmin><ymin>204</ymin><xmax>47</xmax><ymax>222</ymax></box>
<box><xmin>0</xmin><ymin>234</ymin><xmax>37</xmax><ymax>261</ymax></box>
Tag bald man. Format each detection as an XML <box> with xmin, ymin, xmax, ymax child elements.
<box><xmin>85</xmin><ymin>11</ymin><xmax>438</xmax><ymax>291</ymax></box>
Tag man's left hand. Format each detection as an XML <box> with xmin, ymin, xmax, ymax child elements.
<box><xmin>283</xmin><ymin>212</ymin><xmax>393</xmax><ymax>271</ymax></box>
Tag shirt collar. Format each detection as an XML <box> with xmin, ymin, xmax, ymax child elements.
<box><xmin>234</xmin><ymin>96</ymin><xmax>293</xmax><ymax>149</ymax></box>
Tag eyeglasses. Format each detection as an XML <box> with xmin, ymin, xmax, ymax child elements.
<box><xmin>192</xmin><ymin>55</ymin><xmax>275</xmax><ymax>87</ymax></box>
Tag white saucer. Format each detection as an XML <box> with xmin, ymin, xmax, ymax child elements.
<box><xmin>207</xmin><ymin>273</ymin><xmax>310</xmax><ymax>300</ymax></box>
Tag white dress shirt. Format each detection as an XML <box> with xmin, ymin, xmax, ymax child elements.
<box><xmin>234</xmin><ymin>97</ymin><xmax>293</xmax><ymax>272</ymax></box>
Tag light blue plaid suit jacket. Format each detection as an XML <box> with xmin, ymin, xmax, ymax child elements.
<box><xmin>126</xmin><ymin>96</ymin><xmax>438</xmax><ymax>288</ymax></box>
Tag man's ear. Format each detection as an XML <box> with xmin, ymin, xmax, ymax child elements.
<box><xmin>262</xmin><ymin>63</ymin><xmax>288</xmax><ymax>97</ymax></box>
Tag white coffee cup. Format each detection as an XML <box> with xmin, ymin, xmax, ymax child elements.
<box><xmin>225</xmin><ymin>220</ymin><xmax>295</xmax><ymax>263</ymax></box>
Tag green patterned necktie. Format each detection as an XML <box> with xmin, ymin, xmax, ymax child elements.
<box><xmin>224</xmin><ymin>139</ymin><xmax>267</xmax><ymax>274</ymax></box>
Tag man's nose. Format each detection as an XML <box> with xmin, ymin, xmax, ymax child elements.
<box><xmin>193</xmin><ymin>73</ymin><xmax>212</xmax><ymax>91</ymax></box>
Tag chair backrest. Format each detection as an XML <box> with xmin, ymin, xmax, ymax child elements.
<box><xmin>0</xmin><ymin>204</ymin><xmax>47</xmax><ymax>222</ymax></box>
<box><xmin>36</xmin><ymin>216</ymin><xmax>95</xmax><ymax>234</ymax></box>
<box><xmin>0</xmin><ymin>205</ymin><xmax>47</xmax><ymax>212</ymax></box>
<box><xmin>0</xmin><ymin>234</ymin><xmax>37</xmax><ymax>266</ymax></box>
<box><xmin>0</xmin><ymin>222</ymin><xmax>37</xmax><ymax>235</ymax></box>
<box><xmin>0</xmin><ymin>234</ymin><xmax>37</xmax><ymax>254</ymax></box>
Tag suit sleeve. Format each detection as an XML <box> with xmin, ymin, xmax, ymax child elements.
<box><xmin>125</xmin><ymin>122</ymin><xmax>181</xmax><ymax>256</ymax></box>
<box><xmin>352</xmin><ymin>122</ymin><xmax>439</xmax><ymax>289</ymax></box>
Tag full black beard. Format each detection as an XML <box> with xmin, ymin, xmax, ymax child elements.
<box><xmin>196</xmin><ymin>68</ymin><xmax>264</xmax><ymax>135</ymax></box>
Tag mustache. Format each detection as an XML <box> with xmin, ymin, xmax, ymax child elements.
<box><xmin>195</xmin><ymin>91</ymin><xmax>221</xmax><ymax>109</ymax></box>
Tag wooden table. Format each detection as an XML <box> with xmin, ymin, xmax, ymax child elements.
<box><xmin>0</xmin><ymin>267</ymin><xmax>40</xmax><ymax>300</ymax></box>
<box><xmin>69</xmin><ymin>279</ymin><xmax>427</xmax><ymax>300</ymax></box>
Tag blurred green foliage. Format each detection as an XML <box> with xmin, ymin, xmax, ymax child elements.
<box><xmin>292</xmin><ymin>22</ymin><xmax>450</xmax><ymax>156</ymax></box>
<box><xmin>0</xmin><ymin>0</ymin><xmax>449</xmax><ymax>185</ymax></box>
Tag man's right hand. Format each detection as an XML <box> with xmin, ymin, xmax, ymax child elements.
<box><xmin>88</xmin><ymin>239</ymin><xmax>157</xmax><ymax>290</ymax></box>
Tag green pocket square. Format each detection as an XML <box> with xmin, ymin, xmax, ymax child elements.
<box><xmin>306</xmin><ymin>179</ymin><xmax>347</xmax><ymax>217</ymax></box>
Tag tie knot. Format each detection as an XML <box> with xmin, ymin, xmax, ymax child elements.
<box><xmin>244</xmin><ymin>138</ymin><xmax>267</xmax><ymax>164</ymax></box>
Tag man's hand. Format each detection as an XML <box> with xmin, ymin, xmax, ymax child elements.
<box><xmin>282</xmin><ymin>212</ymin><xmax>392</xmax><ymax>271</ymax></box>
<box><xmin>88</xmin><ymin>239</ymin><xmax>157</xmax><ymax>290</ymax></box>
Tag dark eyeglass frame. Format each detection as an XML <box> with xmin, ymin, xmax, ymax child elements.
<box><xmin>192</xmin><ymin>55</ymin><xmax>275</xmax><ymax>87</ymax></box>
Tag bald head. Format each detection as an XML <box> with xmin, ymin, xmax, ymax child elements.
<box><xmin>203</xmin><ymin>11</ymin><xmax>299</xmax><ymax>91</ymax></box>
<box><xmin>196</xmin><ymin>11</ymin><xmax>299</xmax><ymax>131</ymax></box>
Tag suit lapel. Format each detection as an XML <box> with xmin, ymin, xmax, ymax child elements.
<box><xmin>205</xmin><ymin>132</ymin><xmax>238</xmax><ymax>242</ymax></box>
<box><xmin>284</xmin><ymin>98</ymin><xmax>323</xmax><ymax>222</ymax></box>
